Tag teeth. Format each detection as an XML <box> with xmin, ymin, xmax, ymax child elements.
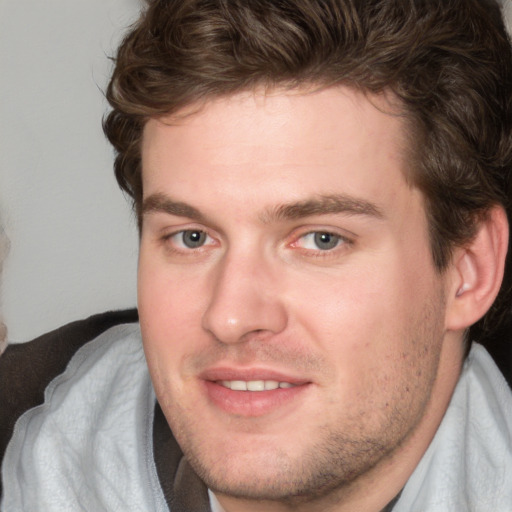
<box><xmin>230</xmin><ymin>380</ymin><xmax>247</xmax><ymax>391</ymax></box>
<box><xmin>219</xmin><ymin>380</ymin><xmax>296</xmax><ymax>391</ymax></box>
<box><xmin>247</xmin><ymin>380</ymin><xmax>265</xmax><ymax>391</ymax></box>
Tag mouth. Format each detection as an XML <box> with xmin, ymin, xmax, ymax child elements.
<box><xmin>201</xmin><ymin>369</ymin><xmax>311</xmax><ymax>417</ymax></box>
<box><xmin>217</xmin><ymin>380</ymin><xmax>297</xmax><ymax>391</ymax></box>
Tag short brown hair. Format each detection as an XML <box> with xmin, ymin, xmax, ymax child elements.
<box><xmin>104</xmin><ymin>0</ymin><xmax>512</xmax><ymax>343</ymax></box>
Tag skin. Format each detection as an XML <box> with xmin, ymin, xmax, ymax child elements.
<box><xmin>138</xmin><ymin>87</ymin><xmax>466</xmax><ymax>511</ymax></box>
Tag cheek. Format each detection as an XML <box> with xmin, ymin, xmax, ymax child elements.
<box><xmin>289</xmin><ymin>264</ymin><xmax>395</xmax><ymax>346</ymax></box>
<box><xmin>138</xmin><ymin>252</ymin><xmax>206</xmax><ymax>328</ymax></box>
<box><xmin>137</xmin><ymin>259</ymin><xmax>206</xmax><ymax>384</ymax></box>
<box><xmin>283</xmin><ymin>274</ymin><xmax>388</xmax><ymax>400</ymax></box>
<box><xmin>287</xmin><ymin>259</ymin><xmax>437</xmax><ymax>383</ymax></box>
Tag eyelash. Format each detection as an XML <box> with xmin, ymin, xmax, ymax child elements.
<box><xmin>162</xmin><ymin>229</ymin><xmax>216</xmax><ymax>251</ymax></box>
<box><xmin>160</xmin><ymin>228</ymin><xmax>353</xmax><ymax>257</ymax></box>
<box><xmin>295</xmin><ymin>231</ymin><xmax>341</xmax><ymax>248</ymax></box>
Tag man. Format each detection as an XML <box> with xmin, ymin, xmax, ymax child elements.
<box><xmin>1</xmin><ymin>0</ymin><xmax>512</xmax><ymax>510</ymax></box>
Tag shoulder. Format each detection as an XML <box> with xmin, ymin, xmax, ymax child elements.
<box><xmin>465</xmin><ymin>343</ymin><xmax>512</xmax><ymax>431</ymax></box>
<box><xmin>395</xmin><ymin>343</ymin><xmax>512</xmax><ymax>511</ymax></box>
<box><xmin>0</xmin><ymin>309</ymin><xmax>138</xmax><ymax>494</ymax></box>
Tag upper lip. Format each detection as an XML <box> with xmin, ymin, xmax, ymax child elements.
<box><xmin>200</xmin><ymin>367</ymin><xmax>311</xmax><ymax>385</ymax></box>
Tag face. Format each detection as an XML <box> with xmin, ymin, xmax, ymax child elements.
<box><xmin>139</xmin><ymin>87</ymin><xmax>456</xmax><ymax>508</ymax></box>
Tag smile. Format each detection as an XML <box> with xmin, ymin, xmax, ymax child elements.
<box><xmin>218</xmin><ymin>380</ymin><xmax>297</xmax><ymax>391</ymax></box>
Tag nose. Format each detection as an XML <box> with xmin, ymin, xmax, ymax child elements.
<box><xmin>201</xmin><ymin>251</ymin><xmax>288</xmax><ymax>344</ymax></box>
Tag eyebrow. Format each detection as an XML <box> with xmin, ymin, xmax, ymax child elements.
<box><xmin>141</xmin><ymin>192</ymin><xmax>384</xmax><ymax>223</ymax></box>
<box><xmin>142</xmin><ymin>193</ymin><xmax>205</xmax><ymax>221</ymax></box>
<box><xmin>261</xmin><ymin>194</ymin><xmax>384</xmax><ymax>223</ymax></box>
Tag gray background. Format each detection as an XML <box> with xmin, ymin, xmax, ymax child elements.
<box><xmin>1</xmin><ymin>0</ymin><xmax>140</xmax><ymax>342</ymax></box>
<box><xmin>1</xmin><ymin>0</ymin><xmax>512</xmax><ymax>342</ymax></box>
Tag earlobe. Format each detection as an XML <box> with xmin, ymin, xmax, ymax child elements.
<box><xmin>445</xmin><ymin>206</ymin><xmax>509</xmax><ymax>331</ymax></box>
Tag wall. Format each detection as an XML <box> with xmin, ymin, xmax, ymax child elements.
<box><xmin>1</xmin><ymin>0</ymin><xmax>141</xmax><ymax>341</ymax></box>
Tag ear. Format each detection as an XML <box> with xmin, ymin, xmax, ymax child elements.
<box><xmin>445</xmin><ymin>206</ymin><xmax>509</xmax><ymax>331</ymax></box>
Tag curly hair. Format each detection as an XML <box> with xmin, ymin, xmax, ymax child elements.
<box><xmin>103</xmin><ymin>0</ymin><xmax>512</xmax><ymax>344</ymax></box>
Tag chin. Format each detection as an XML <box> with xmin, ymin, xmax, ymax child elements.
<box><xmin>176</xmin><ymin>426</ymin><xmax>393</xmax><ymax>505</ymax></box>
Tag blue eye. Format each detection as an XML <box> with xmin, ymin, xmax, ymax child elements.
<box><xmin>182</xmin><ymin>230</ymin><xmax>207</xmax><ymax>248</ymax></box>
<box><xmin>170</xmin><ymin>230</ymin><xmax>211</xmax><ymax>249</ymax></box>
<box><xmin>299</xmin><ymin>232</ymin><xmax>343</xmax><ymax>251</ymax></box>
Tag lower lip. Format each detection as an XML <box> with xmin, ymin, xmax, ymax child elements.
<box><xmin>204</xmin><ymin>381</ymin><xmax>309</xmax><ymax>417</ymax></box>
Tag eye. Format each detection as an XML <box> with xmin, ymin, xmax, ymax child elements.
<box><xmin>169</xmin><ymin>229</ymin><xmax>213</xmax><ymax>249</ymax></box>
<box><xmin>296</xmin><ymin>231</ymin><xmax>344</xmax><ymax>251</ymax></box>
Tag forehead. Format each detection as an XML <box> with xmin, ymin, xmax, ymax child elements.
<box><xmin>141</xmin><ymin>86</ymin><xmax>415</xmax><ymax>217</ymax></box>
